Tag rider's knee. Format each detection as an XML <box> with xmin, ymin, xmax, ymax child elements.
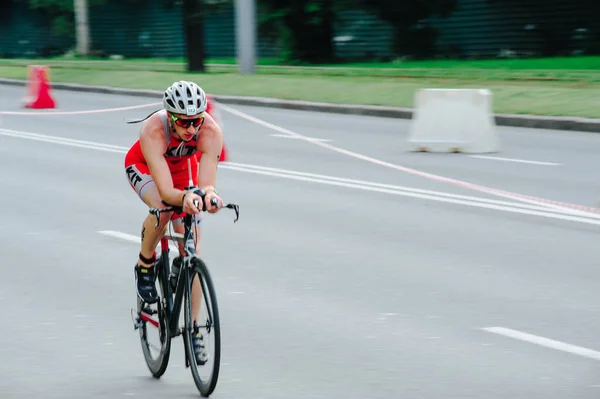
<box><xmin>145</xmin><ymin>202</ymin><xmax>174</xmax><ymax>230</ymax></box>
<box><xmin>171</xmin><ymin>214</ymin><xmax>203</xmax><ymax>229</ymax></box>
<box><xmin>157</xmin><ymin>212</ymin><xmax>174</xmax><ymax>230</ymax></box>
<box><xmin>142</xmin><ymin>189</ymin><xmax>176</xmax><ymax>229</ymax></box>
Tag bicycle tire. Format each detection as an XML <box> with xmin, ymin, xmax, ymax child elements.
<box><xmin>182</xmin><ymin>256</ymin><xmax>221</xmax><ymax>397</ymax></box>
<box><xmin>137</xmin><ymin>256</ymin><xmax>172</xmax><ymax>378</ymax></box>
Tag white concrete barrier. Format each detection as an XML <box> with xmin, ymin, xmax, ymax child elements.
<box><xmin>407</xmin><ymin>88</ymin><xmax>499</xmax><ymax>153</ymax></box>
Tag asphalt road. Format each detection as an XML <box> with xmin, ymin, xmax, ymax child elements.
<box><xmin>1</xmin><ymin>85</ymin><xmax>599</xmax><ymax>398</ymax></box>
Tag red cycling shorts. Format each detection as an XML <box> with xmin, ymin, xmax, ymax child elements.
<box><xmin>124</xmin><ymin>153</ymin><xmax>199</xmax><ymax>222</ymax></box>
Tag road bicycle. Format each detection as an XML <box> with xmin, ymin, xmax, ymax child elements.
<box><xmin>131</xmin><ymin>185</ymin><xmax>239</xmax><ymax>397</ymax></box>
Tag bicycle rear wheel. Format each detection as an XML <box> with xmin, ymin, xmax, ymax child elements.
<box><xmin>182</xmin><ymin>256</ymin><xmax>221</xmax><ymax>397</ymax></box>
<box><xmin>137</xmin><ymin>256</ymin><xmax>172</xmax><ymax>378</ymax></box>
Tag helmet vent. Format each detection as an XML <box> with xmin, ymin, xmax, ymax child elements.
<box><xmin>162</xmin><ymin>80</ymin><xmax>207</xmax><ymax>115</ymax></box>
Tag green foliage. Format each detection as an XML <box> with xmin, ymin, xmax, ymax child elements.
<box><xmin>11</xmin><ymin>0</ymin><xmax>106</xmax><ymax>38</ymax></box>
<box><xmin>357</xmin><ymin>0</ymin><xmax>458</xmax><ymax>58</ymax></box>
<box><xmin>13</xmin><ymin>0</ymin><xmax>157</xmax><ymax>38</ymax></box>
<box><xmin>487</xmin><ymin>0</ymin><xmax>600</xmax><ymax>56</ymax></box>
<box><xmin>257</xmin><ymin>0</ymin><xmax>459</xmax><ymax>62</ymax></box>
<box><xmin>258</xmin><ymin>0</ymin><xmax>344</xmax><ymax>63</ymax></box>
<box><xmin>27</xmin><ymin>0</ymin><xmax>72</xmax><ymax>11</ymax></box>
<box><xmin>13</xmin><ymin>0</ymin><xmax>461</xmax><ymax>61</ymax></box>
<box><xmin>25</xmin><ymin>0</ymin><xmax>75</xmax><ymax>38</ymax></box>
<box><xmin>202</xmin><ymin>0</ymin><xmax>233</xmax><ymax>12</ymax></box>
<box><xmin>20</xmin><ymin>0</ymin><xmax>109</xmax><ymax>12</ymax></box>
<box><xmin>14</xmin><ymin>0</ymin><xmax>234</xmax><ymax>39</ymax></box>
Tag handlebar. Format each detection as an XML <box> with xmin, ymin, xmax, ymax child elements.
<box><xmin>148</xmin><ymin>188</ymin><xmax>240</xmax><ymax>228</ymax></box>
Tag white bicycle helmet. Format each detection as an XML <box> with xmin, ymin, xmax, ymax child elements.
<box><xmin>163</xmin><ymin>80</ymin><xmax>208</xmax><ymax>116</ymax></box>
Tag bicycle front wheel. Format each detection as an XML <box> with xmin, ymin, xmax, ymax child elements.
<box><xmin>182</xmin><ymin>256</ymin><xmax>221</xmax><ymax>397</ymax></box>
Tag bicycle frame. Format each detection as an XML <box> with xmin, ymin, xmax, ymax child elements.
<box><xmin>161</xmin><ymin>213</ymin><xmax>198</xmax><ymax>338</ymax></box>
<box><xmin>136</xmin><ymin>216</ymin><xmax>194</xmax><ymax>336</ymax></box>
<box><xmin>138</xmin><ymin>189</ymin><xmax>239</xmax><ymax>338</ymax></box>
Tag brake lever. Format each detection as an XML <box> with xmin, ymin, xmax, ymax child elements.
<box><xmin>149</xmin><ymin>208</ymin><xmax>161</xmax><ymax>228</ymax></box>
<box><xmin>224</xmin><ymin>203</ymin><xmax>240</xmax><ymax>223</ymax></box>
<box><xmin>174</xmin><ymin>192</ymin><xmax>239</xmax><ymax>223</ymax></box>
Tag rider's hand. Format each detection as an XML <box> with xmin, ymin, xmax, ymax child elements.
<box><xmin>205</xmin><ymin>190</ymin><xmax>222</xmax><ymax>214</ymax></box>
<box><xmin>182</xmin><ymin>191</ymin><xmax>203</xmax><ymax>215</ymax></box>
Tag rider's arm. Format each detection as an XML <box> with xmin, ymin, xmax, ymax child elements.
<box><xmin>140</xmin><ymin>121</ymin><xmax>186</xmax><ymax>206</ymax></box>
<box><xmin>197</xmin><ymin>113</ymin><xmax>224</xmax><ymax>194</ymax></box>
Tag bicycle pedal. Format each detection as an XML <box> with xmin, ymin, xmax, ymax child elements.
<box><xmin>130</xmin><ymin>308</ymin><xmax>143</xmax><ymax>330</ymax></box>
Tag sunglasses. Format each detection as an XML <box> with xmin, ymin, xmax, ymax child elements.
<box><xmin>170</xmin><ymin>112</ymin><xmax>205</xmax><ymax>128</ymax></box>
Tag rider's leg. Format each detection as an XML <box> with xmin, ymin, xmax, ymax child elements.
<box><xmin>189</xmin><ymin>220</ymin><xmax>208</xmax><ymax>365</ymax></box>
<box><xmin>134</xmin><ymin>185</ymin><xmax>174</xmax><ymax>303</ymax></box>
<box><xmin>169</xmin><ymin>154</ymin><xmax>204</xmax><ymax>323</ymax></box>
<box><xmin>139</xmin><ymin>186</ymin><xmax>171</xmax><ymax>262</ymax></box>
<box><xmin>171</xmin><ymin>214</ymin><xmax>208</xmax><ymax>365</ymax></box>
<box><xmin>125</xmin><ymin>161</ymin><xmax>174</xmax><ymax>303</ymax></box>
<box><xmin>171</xmin><ymin>215</ymin><xmax>204</xmax><ymax>323</ymax></box>
<box><xmin>171</xmin><ymin>202</ymin><xmax>208</xmax><ymax>365</ymax></box>
<box><xmin>191</xmin><ymin>223</ymin><xmax>203</xmax><ymax>323</ymax></box>
<box><xmin>125</xmin><ymin>162</ymin><xmax>173</xmax><ymax>265</ymax></box>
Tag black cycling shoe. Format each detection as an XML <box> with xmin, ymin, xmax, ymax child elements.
<box><xmin>135</xmin><ymin>263</ymin><xmax>159</xmax><ymax>304</ymax></box>
<box><xmin>192</xmin><ymin>327</ymin><xmax>209</xmax><ymax>366</ymax></box>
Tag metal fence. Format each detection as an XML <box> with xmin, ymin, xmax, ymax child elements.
<box><xmin>1</xmin><ymin>0</ymin><xmax>598</xmax><ymax>60</ymax></box>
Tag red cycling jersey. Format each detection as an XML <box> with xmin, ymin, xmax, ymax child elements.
<box><xmin>124</xmin><ymin>110</ymin><xmax>202</xmax><ymax>200</ymax></box>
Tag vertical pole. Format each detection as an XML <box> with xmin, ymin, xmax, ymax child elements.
<box><xmin>74</xmin><ymin>0</ymin><xmax>90</xmax><ymax>56</ymax></box>
<box><xmin>235</xmin><ymin>0</ymin><xmax>256</xmax><ymax>74</ymax></box>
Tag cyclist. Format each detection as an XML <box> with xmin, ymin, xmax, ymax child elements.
<box><xmin>124</xmin><ymin>80</ymin><xmax>224</xmax><ymax>365</ymax></box>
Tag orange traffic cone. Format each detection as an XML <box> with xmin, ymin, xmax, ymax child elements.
<box><xmin>206</xmin><ymin>94</ymin><xmax>229</xmax><ymax>162</ymax></box>
<box><xmin>24</xmin><ymin>65</ymin><xmax>56</xmax><ymax>109</ymax></box>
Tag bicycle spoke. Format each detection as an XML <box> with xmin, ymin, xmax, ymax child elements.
<box><xmin>182</xmin><ymin>256</ymin><xmax>221</xmax><ymax>397</ymax></box>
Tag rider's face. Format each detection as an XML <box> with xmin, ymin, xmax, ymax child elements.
<box><xmin>169</xmin><ymin>112</ymin><xmax>205</xmax><ymax>141</ymax></box>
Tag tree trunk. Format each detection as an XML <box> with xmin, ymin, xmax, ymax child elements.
<box><xmin>183</xmin><ymin>0</ymin><xmax>206</xmax><ymax>72</ymax></box>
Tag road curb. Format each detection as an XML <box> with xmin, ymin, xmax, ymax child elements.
<box><xmin>2</xmin><ymin>78</ymin><xmax>599</xmax><ymax>133</ymax></box>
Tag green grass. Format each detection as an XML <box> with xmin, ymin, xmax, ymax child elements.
<box><xmin>3</xmin><ymin>56</ymin><xmax>600</xmax><ymax>81</ymax></box>
<box><xmin>5</xmin><ymin>55</ymin><xmax>600</xmax><ymax>69</ymax></box>
<box><xmin>1</xmin><ymin>56</ymin><xmax>599</xmax><ymax>118</ymax></box>
<box><xmin>211</xmin><ymin>55</ymin><xmax>600</xmax><ymax>70</ymax></box>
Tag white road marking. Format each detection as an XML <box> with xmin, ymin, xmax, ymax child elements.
<box><xmin>98</xmin><ymin>230</ymin><xmax>180</xmax><ymax>255</ymax></box>
<box><xmin>219</xmin><ymin>104</ymin><xmax>595</xmax><ymax>216</ymax></box>
<box><xmin>98</xmin><ymin>230</ymin><xmax>139</xmax><ymax>243</ymax></box>
<box><xmin>482</xmin><ymin>327</ymin><xmax>600</xmax><ymax>361</ymax></box>
<box><xmin>2</xmin><ymin>128</ymin><xmax>600</xmax><ymax>225</ymax></box>
<box><xmin>469</xmin><ymin>155</ymin><xmax>561</xmax><ymax>166</ymax></box>
<box><xmin>225</xmin><ymin>161</ymin><xmax>593</xmax><ymax>216</ymax></box>
<box><xmin>0</xmin><ymin>128</ymin><xmax>127</xmax><ymax>153</ymax></box>
<box><xmin>270</xmin><ymin>133</ymin><xmax>332</xmax><ymax>142</ymax></box>
<box><xmin>223</xmin><ymin>164</ymin><xmax>600</xmax><ymax>225</ymax></box>
<box><xmin>0</xmin><ymin>102</ymin><xmax>161</xmax><ymax>116</ymax></box>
